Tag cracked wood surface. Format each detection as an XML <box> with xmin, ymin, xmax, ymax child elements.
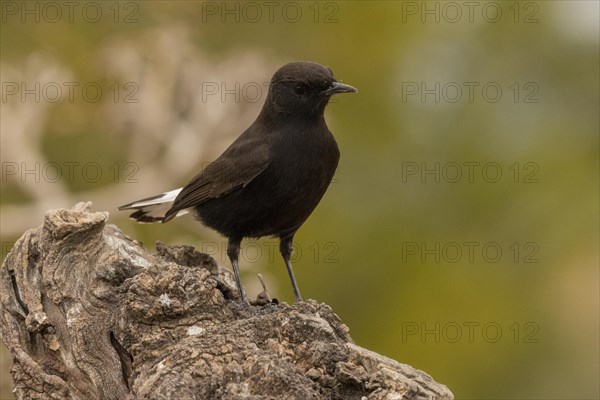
<box><xmin>0</xmin><ymin>203</ymin><xmax>453</xmax><ymax>400</ymax></box>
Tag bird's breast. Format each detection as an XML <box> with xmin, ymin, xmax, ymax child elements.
<box><xmin>196</xmin><ymin>127</ymin><xmax>340</xmax><ymax>239</ymax></box>
<box><xmin>272</xmin><ymin>128</ymin><xmax>339</xmax><ymax>184</ymax></box>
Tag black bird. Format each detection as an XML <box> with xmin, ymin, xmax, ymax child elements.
<box><xmin>118</xmin><ymin>61</ymin><xmax>357</xmax><ymax>304</ymax></box>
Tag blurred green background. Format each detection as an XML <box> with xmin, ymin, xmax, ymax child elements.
<box><xmin>1</xmin><ymin>1</ymin><xmax>598</xmax><ymax>399</ymax></box>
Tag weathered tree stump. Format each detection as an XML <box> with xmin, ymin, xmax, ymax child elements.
<box><xmin>0</xmin><ymin>203</ymin><xmax>453</xmax><ymax>400</ymax></box>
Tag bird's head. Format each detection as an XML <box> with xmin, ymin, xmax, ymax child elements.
<box><xmin>264</xmin><ymin>61</ymin><xmax>357</xmax><ymax>118</ymax></box>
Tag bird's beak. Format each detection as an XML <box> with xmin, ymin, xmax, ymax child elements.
<box><xmin>324</xmin><ymin>81</ymin><xmax>358</xmax><ymax>95</ymax></box>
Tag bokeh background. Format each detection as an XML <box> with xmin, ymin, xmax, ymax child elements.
<box><xmin>1</xmin><ymin>1</ymin><xmax>598</xmax><ymax>398</ymax></box>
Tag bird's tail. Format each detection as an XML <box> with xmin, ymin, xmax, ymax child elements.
<box><xmin>117</xmin><ymin>188</ymin><xmax>188</xmax><ymax>223</ymax></box>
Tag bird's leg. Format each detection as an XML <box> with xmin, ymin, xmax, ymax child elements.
<box><xmin>227</xmin><ymin>238</ymin><xmax>248</xmax><ymax>304</ymax></box>
<box><xmin>279</xmin><ymin>235</ymin><xmax>303</xmax><ymax>303</ymax></box>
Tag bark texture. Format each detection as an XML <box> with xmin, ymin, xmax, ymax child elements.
<box><xmin>0</xmin><ymin>203</ymin><xmax>453</xmax><ymax>400</ymax></box>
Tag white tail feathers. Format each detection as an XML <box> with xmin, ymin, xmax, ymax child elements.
<box><xmin>118</xmin><ymin>188</ymin><xmax>189</xmax><ymax>223</ymax></box>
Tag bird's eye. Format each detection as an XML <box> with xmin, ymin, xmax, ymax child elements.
<box><xmin>294</xmin><ymin>85</ymin><xmax>307</xmax><ymax>96</ymax></box>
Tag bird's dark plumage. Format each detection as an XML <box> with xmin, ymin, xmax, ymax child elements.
<box><xmin>119</xmin><ymin>61</ymin><xmax>357</xmax><ymax>303</ymax></box>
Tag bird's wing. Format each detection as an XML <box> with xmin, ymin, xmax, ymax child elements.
<box><xmin>164</xmin><ymin>131</ymin><xmax>270</xmax><ymax>221</ymax></box>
